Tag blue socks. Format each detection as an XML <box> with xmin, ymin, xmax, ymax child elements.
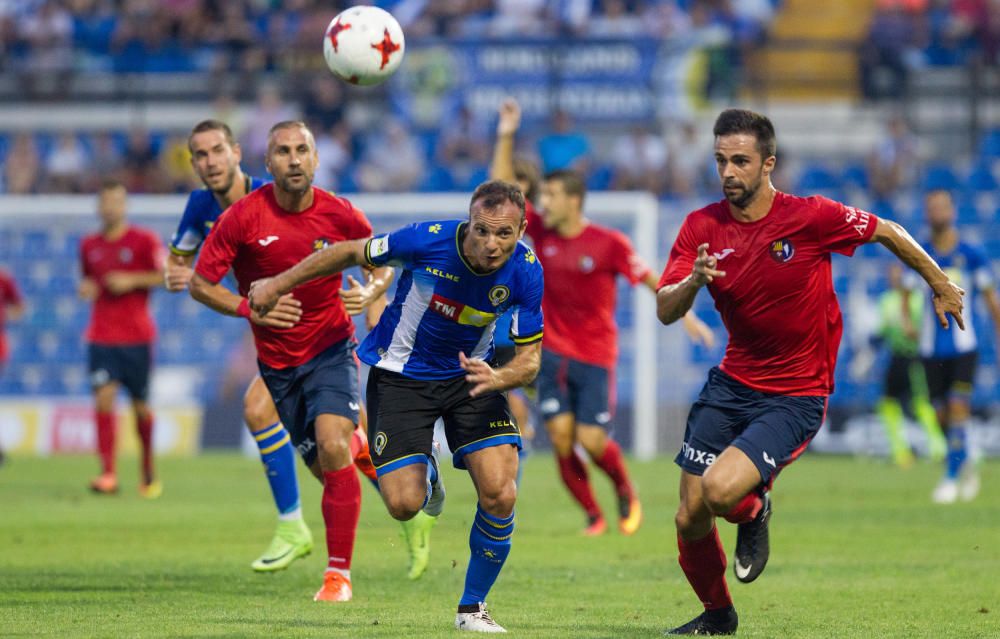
<box><xmin>459</xmin><ymin>504</ymin><xmax>514</xmax><ymax>606</ymax></box>
<box><xmin>945</xmin><ymin>425</ymin><xmax>968</xmax><ymax>480</ymax></box>
<box><xmin>252</xmin><ymin>421</ymin><xmax>300</xmax><ymax>516</ymax></box>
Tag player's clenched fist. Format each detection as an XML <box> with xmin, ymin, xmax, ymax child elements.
<box><xmin>250</xmin><ymin>293</ymin><xmax>302</xmax><ymax>329</ymax></box>
<box><xmin>692</xmin><ymin>243</ymin><xmax>726</xmax><ymax>286</ymax></box>
<box><xmin>248</xmin><ymin>277</ymin><xmax>281</xmax><ymax>315</ymax></box>
<box><xmin>164</xmin><ymin>255</ymin><xmax>194</xmax><ymax>291</ymax></box>
<box><xmin>931</xmin><ymin>280</ymin><xmax>965</xmax><ymax>330</ymax></box>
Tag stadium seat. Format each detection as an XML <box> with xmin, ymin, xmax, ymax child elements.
<box><xmin>921</xmin><ymin>164</ymin><xmax>961</xmax><ymax>192</ymax></box>
<box><xmin>978</xmin><ymin>129</ymin><xmax>1000</xmax><ymax>160</ymax></box>
<box><xmin>841</xmin><ymin>163</ymin><xmax>870</xmax><ymax>190</ymax></box>
<box><xmin>966</xmin><ymin>165</ymin><xmax>998</xmax><ymax>192</ymax></box>
<box><xmin>796</xmin><ymin>164</ymin><xmax>841</xmax><ymax>192</ymax></box>
<box><xmin>418</xmin><ymin>166</ymin><xmax>455</xmax><ymax>192</ymax></box>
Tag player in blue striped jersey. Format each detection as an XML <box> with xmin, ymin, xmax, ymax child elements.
<box><xmin>249</xmin><ymin>180</ymin><xmax>543</xmax><ymax>633</ymax></box>
<box><xmin>904</xmin><ymin>190</ymin><xmax>1000</xmax><ymax>503</ymax></box>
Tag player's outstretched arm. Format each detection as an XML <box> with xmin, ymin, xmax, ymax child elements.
<box><xmin>460</xmin><ymin>341</ymin><xmax>541</xmax><ymax>397</ymax></box>
<box><xmin>189</xmin><ymin>273</ymin><xmax>302</xmax><ymax>328</ymax></box>
<box><xmin>341</xmin><ymin>265</ymin><xmax>395</xmax><ymax>316</ymax></box>
<box><xmin>248</xmin><ymin>238</ymin><xmax>368</xmax><ymax>315</ymax></box>
<box><xmin>656</xmin><ymin>243</ymin><xmax>725</xmax><ymax>325</ymax></box>
<box><xmin>872</xmin><ymin>218</ymin><xmax>965</xmax><ymax>330</ymax></box>
<box><xmin>643</xmin><ymin>272</ymin><xmax>714</xmax><ymax>346</ymax></box>
<box><xmin>490</xmin><ymin>98</ymin><xmax>521</xmax><ymax>183</ymax></box>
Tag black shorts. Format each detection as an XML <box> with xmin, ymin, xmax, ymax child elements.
<box><xmin>884</xmin><ymin>354</ymin><xmax>928</xmax><ymax>401</ymax></box>
<box><xmin>536</xmin><ymin>349</ymin><xmax>613</xmax><ymax>427</ymax></box>
<box><xmin>675</xmin><ymin>367</ymin><xmax>826</xmax><ymax>486</ymax></box>
<box><xmin>88</xmin><ymin>343</ymin><xmax>152</xmax><ymax>401</ymax></box>
<box><xmin>922</xmin><ymin>352</ymin><xmax>977</xmax><ymax>404</ymax></box>
<box><xmin>366</xmin><ymin>367</ymin><xmax>521</xmax><ymax>476</ymax></box>
<box><xmin>258</xmin><ymin>339</ymin><xmax>360</xmax><ymax>467</ymax></box>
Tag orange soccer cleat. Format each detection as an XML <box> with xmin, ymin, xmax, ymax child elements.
<box><xmin>618</xmin><ymin>496</ymin><xmax>643</xmax><ymax>536</ymax></box>
<box><xmin>582</xmin><ymin>514</ymin><xmax>607</xmax><ymax>537</ymax></box>
<box><xmin>313</xmin><ymin>571</ymin><xmax>353</xmax><ymax>602</ymax></box>
<box><xmin>89</xmin><ymin>472</ymin><xmax>119</xmax><ymax>495</ymax></box>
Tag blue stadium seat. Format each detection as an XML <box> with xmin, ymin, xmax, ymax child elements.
<box><xmin>978</xmin><ymin>129</ymin><xmax>1000</xmax><ymax>160</ymax></box>
<box><xmin>418</xmin><ymin>165</ymin><xmax>455</xmax><ymax>192</ymax></box>
<box><xmin>841</xmin><ymin>163</ymin><xmax>870</xmax><ymax>190</ymax></box>
<box><xmin>586</xmin><ymin>165</ymin><xmax>613</xmax><ymax>191</ymax></box>
<box><xmin>921</xmin><ymin>164</ymin><xmax>961</xmax><ymax>192</ymax></box>
<box><xmin>796</xmin><ymin>164</ymin><xmax>841</xmax><ymax>192</ymax></box>
<box><xmin>966</xmin><ymin>165</ymin><xmax>998</xmax><ymax>192</ymax></box>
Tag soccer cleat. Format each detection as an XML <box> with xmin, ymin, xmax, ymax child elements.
<box><xmin>251</xmin><ymin>518</ymin><xmax>314</xmax><ymax>572</ymax></box>
<box><xmin>958</xmin><ymin>464</ymin><xmax>980</xmax><ymax>502</ymax></box>
<box><xmin>932</xmin><ymin>478</ymin><xmax>959</xmax><ymax>504</ymax></box>
<box><xmin>423</xmin><ymin>442</ymin><xmax>446</xmax><ymax>517</ymax></box>
<box><xmin>89</xmin><ymin>472</ymin><xmax>119</xmax><ymax>495</ymax></box>
<box><xmin>455</xmin><ymin>602</ymin><xmax>507</xmax><ymax>633</ymax></box>
<box><xmin>618</xmin><ymin>495</ymin><xmax>643</xmax><ymax>535</ymax></box>
<box><xmin>733</xmin><ymin>492</ymin><xmax>770</xmax><ymax>584</ymax></box>
<box><xmin>582</xmin><ymin>514</ymin><xmax>607</xmax><ymax>537</ymax></box>
<box><xmin>138</xmin><ymin>480</ymin><xmax>163</xmax><ymax>500</ymax></box>
<box><xmin>401</xmin><ymin>510</ymin><xmax>437</xmax><ymax>580</ymax></box>
<box><xmin>665</xmin><ymin>607</ymin><xmax>738</xmax><ymax>636</ymax></box>
<box><xmin>313</xmin><ymin>571</ymin><xmax>352</xmax><ymax>602</ymax></box>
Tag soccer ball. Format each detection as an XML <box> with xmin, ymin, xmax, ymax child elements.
<box><xmin>323</xmin><ymin>6</ymin><xmax>405</xmax><ymax>87</ymax></box>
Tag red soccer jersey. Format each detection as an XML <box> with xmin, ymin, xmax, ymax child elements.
<box><xmin>526</xmin><ymin>202</ymin><xmax>651</xmax><ymax>369</ymax></box>
<box><xmin>0</xmin><ymin>269</ymin><xmax>22</xmax><ymax>362</ymax></box>
<box><xmin>658</xmin><ymin>192</ymin><xmax>878</xmax><ymax>395</ymax></box>
<box><xmin>80</xmin><ymin>226</ymin><xmax>162</xmax><ymax>345</ymax></box>
<box><xmin>195</xmin><ymin>184</ymin><xmax>372</xmax><ymax>369</ymax></box>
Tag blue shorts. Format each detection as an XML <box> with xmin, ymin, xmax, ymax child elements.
<box><xmin>258</xmin><ymin>339</ymin><xmax>360</xmax><ymax>467</ymax></box>
<box><xmin>536</xmin><ymin>349</ymin><xmax>612</xmax><ymax>427</ymax></box>
<box><xmin>88</xmin><ymin>343</ymin><xmax>152</xmax><ymax>401</ymax></box>
<box><xmin>675</xmin><ymin>367</ymin><xmax>826</xmax><ymax>486</ymax></box>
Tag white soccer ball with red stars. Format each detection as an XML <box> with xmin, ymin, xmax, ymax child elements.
<box><xmin>323</xmin><ymin>6</ymin><xmax>405</xmax><ymax>86</ymax></box>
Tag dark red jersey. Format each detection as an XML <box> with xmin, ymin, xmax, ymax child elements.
<box><xmin>195</xmin><ymin>184</ymin><xmax>372</xmax><ymax>369</ymax></box>
<box><xmin>526</xmin><ymin>202</ymin><xmax>651</xmax><ymax>369</ymax></box>
<box><xmin>0</xmin><ymin>269</ymin><xmax>22</xmax><ymax>362</ymax></box>
<box><xmin>80</xmin><ymin>226</ymin><xmax>162</xmax><ymax>345</ymax></box>
<box><xmin>659</xmin><ymin>192</ymin><xmax>878</xmax><ymax>395</ymax></box>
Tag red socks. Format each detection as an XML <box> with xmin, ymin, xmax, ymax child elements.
<box><xmin>136</xmin><ymin>413</ymin><xmax>154</xmax><ymax>484</ymax></box>
<box><xmin>678</xmin><ymin>527</ymin><xmax>733</xmax><ymax>611</ymax></box>
<box><xmin>723</xmin><ymin>492</ymin><xmax>762</xmax><ymax>525</ymax></box>
<box><xmin>322</xmin><ymin>465</ymin><xmax>362</xmax><ymax>571</ymax></box>
<box><xmin>593</xmin><ymin>440</ymin><xmax>634</xmax><ymax>500</ymax></box>
<box><xmin>96</xmin><ymin>411</ymin><xmax>116</xmax><ymax>474</ymax></box>
<box><xmin>556</xmin><ymin>451</ymin><xmax>601</xmax><ymax>518</ymax></box>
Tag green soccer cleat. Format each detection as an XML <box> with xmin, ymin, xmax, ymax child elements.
<box><xmin>401</xmin><ymin>510</ymin><xmax>437</xmax><ymax>580</ymax></box>
<box><xmin>251</xmin><ymin>518</ymin><xmax>314</xmax><ymax>573</ymax></box>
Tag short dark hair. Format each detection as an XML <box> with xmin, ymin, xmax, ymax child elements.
<box><xmin>188</xmin><ymin>119</ymin><xmax>236</xmax><ymax>151</ymax></box>
<box><xmin>98</xmin><ymin>177</ymin><xmax>126</xmax><ymax>193</ymax></box>
<box><xmin>544</xmin><ymin>169</ymin><xmax>586</xmax><ymax>205</ymax></box>
<box><xmin>513</xmin><ymin>157</ymin><xmax>541</xmax><ymax>203</ymax></box>
<box><xmin>268</xmin><ymin>120</ymin><xmax>311</xmax><ymax>138</ymax></box>
<box><xmin>713</xmin><ymin>108</ymin><xmax>777</xmax><ymax>159</ymax></box>
<box><xmin>470</xmin><ymin>179</ymin><xmax>526</xmax><ymax>223</ymax></box>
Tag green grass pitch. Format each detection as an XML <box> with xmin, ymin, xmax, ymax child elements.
<box><xmin>1</xmin><ymin>452</ymin><xmax>996</xmax><ymax>638</ymax></box>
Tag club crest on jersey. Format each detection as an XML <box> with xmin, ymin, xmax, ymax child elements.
<box><xmin>579</xmin><ymin>255</ymin><xmax>595</xmax><ymax>273</ymax></box>
<box><xmin>119</xmin><ymin>248</ymin><xmax>133</xmax><ymax>263</ymax></box>
<box><xmin>373</xmin><ymin>431</ymin><xmax>387</xmax><ymax>456</ymax></box>
<box><xmin>313</xmin><ymin>238</ymin><xmax>330</xmax><ymax>252</ymax></box>
<box><xmin>488</xmin><ymin>285</ymin><xmax>510</xmax><ymax>307</ymax></box>
<box><xmin>769</xmin><ymin>239</ymin><xmax>794</xmax><ymax>263</ymax></box>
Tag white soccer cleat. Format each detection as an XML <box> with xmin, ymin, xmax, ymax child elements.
<box><xmin>959</xmin><ymin>466</ymin><xmax>980</xmax><ymax>502</ymax></box>
<box><xmin>932</xmin><ymin>478</ymin><xmax>959</xmax><ymax>504</ymax></box>
<box><xmin>455</xmin><ymin>602</ymin><xmax>507</xmax><ymax>633</ymax></box>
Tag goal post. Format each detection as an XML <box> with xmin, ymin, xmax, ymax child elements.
<box><xmin>0</xmin><ymin>192</ymin><xmax>660</xmax><ymax>460</ymax></box>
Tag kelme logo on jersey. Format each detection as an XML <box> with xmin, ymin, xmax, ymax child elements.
<box><xmin>488</xmin><ymin>285</ymin><xmax>510</xmax><ymax>307</ymax></box>
<box><xmin>373</xmin><ymin>431</ymin><xmax>387</xmax><ymax>455</ymax></box>
<box><xmin>313</xmin><ymin>238</ymin><xmax>330</xmax><ymax>252</ymax></box>
<box><xmin>769</xmin><ymin>238</ymin><xmax>794</xmax><ymax>263</ymax></box>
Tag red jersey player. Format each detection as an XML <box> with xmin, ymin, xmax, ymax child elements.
<box><xmin>79</xmin><ymin>179</ymin><xmax>165</xmax><ymax>497</ymax></box>
<box><xmin>492</xmin><ymin>99</ymin><xmax>714</xmax><ymax>536</ymax></box>
<box><xmin>190</xmin><ymin>121</ymin><xmax>393</xmax><ymax>603</ymax></box>
<box><xmin>656</xmin><ymin>109</ymin><xmax>964</xmax><ymax>635</ymax></box>
<box><xmin>0</xmin><ymin>267</ymin><xmax>24</xmax><ymax>465</ymax></box>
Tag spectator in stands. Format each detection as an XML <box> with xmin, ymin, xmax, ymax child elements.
<box><xmin>157</xmin><ymin>134</ymin><xmax>195</xmax><ymax>193</ymax></box>
<box><xmin>303</xmin><ymin>75</ymin><xmax>346</xmax><ymax>132</ymax></box>
<box><xmin>242</xmin><ymin>83</ymin><xmax>297</xmax><ymax>175</ymax></box>
<box><xmin>313</xmin><ymin>122</ymin><xmax>353</xmax><ymax>192</ymax></box>
<box><xmin>868</xmin><ymin>114</ymin><xmax>921</xmax><ymax>199</ymax></box>
<box><xmin>610</xmin><ymin>124</ymin><xmax>668</xmax><ymax>193</ymax></box>
<box><xmin>85</xmin><ymin>132</ymin><xmax>124</xmax><ymax>191</ymax></box>
<box><xmin>45</xmin><ymin>132</ymin><xmax>88</xmax><ymax>193</ymax></box>
<box><xmin>588</xmin><ymin>0</ymin><xmax>645</xmax><ymax>37</ymax></box>
<box><xmin>3</xmin><ymin>133</ymin><xmax>41</xmax><ymax>194</ymax></box>
<box><xmin>436</xmin><ymin>105</ymin><xmax>491</xmax><ymax>187</ymax></box>
<box><xmin>537</xmin><ymin>109</ymin><xmax>591</xmax><ymax>174</ymax></box>
<box><xmin>490</xmin><ymin>0</ymin><xmax>552</xmax><ymax>36</ymax></box>
<box><xmin>356</xmin><ymin>118</ymin><xmax>425</xmax><ymax>192</ymax></box>
<box><xmin>858</xmin><ymin>3</ymin><xmax>928</xmax><ymax>100</ymax></box>
<box><xmin>122</xmin><ymin>128</ymin><xmax>158</xmax><ymax>194</ymax></box>
<box><xmin>665</xmin><ymin>120</ymin><xmax>709</xmax><ymax>197</ymax></box>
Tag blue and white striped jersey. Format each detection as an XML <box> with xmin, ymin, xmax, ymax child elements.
<box><xmin>912</xmin><ymin>239</ymin><xmax>994</xmax><ymax>357</ymax></box>
<box><xmin>169</xmin><ymin>175</ymin><xmax>267</xmax><ymax>256</ymax></box>
<box><xmin>359</xmin><ymin>219</ymin><xmax>544</xmax><ymax>380</ymax></box>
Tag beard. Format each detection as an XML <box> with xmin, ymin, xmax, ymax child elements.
<box><xmin>209</xmin><ymin>166</ymin><xmax>237</xmax><ymax>195</ymax></box>
<box><xmin>278</xmin><ymin>172</ymin><xmax>312</xmax><ymax>194</ymax></box>
<box><xmin>724</xmin><ymin>176</ymin><xmax>762</xmax><ymax>209</ymax></box>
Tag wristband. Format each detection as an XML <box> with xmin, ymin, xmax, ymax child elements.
<box><xmin>236</xmin><ymin>298</ymin><xmax>251</xmax><ymax>318</ymax></box>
